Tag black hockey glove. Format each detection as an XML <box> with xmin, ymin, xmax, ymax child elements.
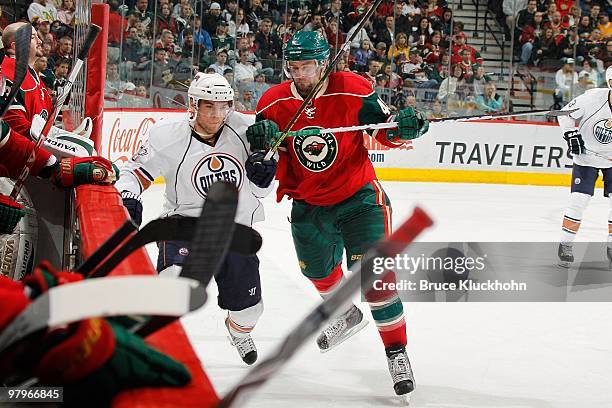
<box><xmin>246</xmin><ymin>152</ymin><xmax>277</xmax><ymax>188</ymax></box>
<box><xmin>563</xmin><ymin>130</ymin><xmax>585</xmax><ymax>155</ymax></box>
<box><xmin>121</xmin><ymin>191</ymin><xmax>143</xmax><ymax>227</ymax></box>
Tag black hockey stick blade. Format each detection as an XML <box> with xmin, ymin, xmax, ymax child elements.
<box><xmin>0</xmin><ymin>24</ymin><xmax>31</xmax><ymax>118</ymax></box>
<box><xmin>0</xmin><ymin>276</ymin><xmax>207</xmax><ymax>354</ymax></box>
<box><xmin>76</xmin><ymin>24</ymin><xmax>101</xmax><ymax>61</ymax></box>
<box><xmin>218</xmin><ymin>207</ymin><xmax>434</xmax><ymax>408</ymax></box>
<box><xmin>75</xmin><ymin>219</ymin><xmax>138</xmax><ymax>275</ymax></box>
<box><xmin>85</xmin><ymin>215</ymin><xmax>261</xmax><ymax>278</ymax></box>
<box><xmin>135</xmin><ymin>181</ymin><xmax>239</xmax><ymax>337</ymax></box>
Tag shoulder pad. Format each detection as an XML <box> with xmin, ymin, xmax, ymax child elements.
<box><xmin>325</xmin><ymin>72</ymin><xmax>375</xmax><ymax>97</ymax></box>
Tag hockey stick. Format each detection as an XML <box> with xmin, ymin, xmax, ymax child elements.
<box><xmin>0</xmin><ymin>275</ymin><xmax>206</xmax><ymax>354</ymax></box>
<box><xmin>75</xmin><ymin>219</ymin><xmax>138</xmax><ymax>275</ymax></box>
<box><xmin>263</xmin><ymin>0</ymin><xmax>383</xmax><ymax>161</ymax></box>
<box><xmin>81</xmin><ymin>216</ymin><xmax>261</xmax><ymax>278</ymax></box>
<box><xmin>282</xmin><ymin>108</ymin><xmax>581</xmax><ymax>138</ymax></box>
<box><xmin>218</xmin><ymin>207</ymin><xmax>434</xmax><ymax>407</ymax></box>
<box><xmin>10</xmin><ymin>25</ymin><xmax>101</xmax><ymax>200</ymax></box>
<box><xmin>134</xmin><ymin>181</ymin><xmax>239</xmax><ymax>337</ymax></box>
<box><xmin>0</xmin><ymin>24</ymin><xmax>31</xmax><ymax>119</ymax></box>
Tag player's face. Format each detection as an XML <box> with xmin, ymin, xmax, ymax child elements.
<box><xmin>287</xmin><ymin>60</ymin><xmax>324</xmax><ymax>95</ymax></box>
<box><xmin>29</xmin><ymin>31</ymin><xmax>43</xmax><ymax>61</ymax></box>
<box><xmin>195</xmin><ymin>100</ymin><xmax>231</xmax><ymax>135</ymax></box>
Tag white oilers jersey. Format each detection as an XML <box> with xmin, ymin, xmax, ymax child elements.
<box><xmin>559</xmin><ymin>88</ymin><xmax>612</xmax><ymax>168</ymax></box>
<box><xmin>115</xmin><ymin>111</ymin><xmax>273</xmax><ymax>227</ymax></box>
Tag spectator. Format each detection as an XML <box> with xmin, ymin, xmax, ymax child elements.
<box><xmin>48</xmin><ymin>36</ymin><xmax>72</xmax><ymax>71</ymax></box>
<box><xmin>191</xmin><ymin>18</ymin><xmax>213</xmax><ymax>54</ymax></box>
<box><xmin>346</xmin><ymin>19</ymin><xmax>371</xmax><ymax>49</ymax></box>
<box><xmin>254</xmin><ymin>18</ymin><xmax>282</xmax><ymax>69</ymax></box>
<box><xmin>149</xmin><ymin>48</ymin><xmax>169</xmax><ymax>86</ymax></box>
<box><xmin>562</xmin><ymin>5</ymin><xmax>581</xmax><ymax>27</ymax></box>
<box><xmin>237</xmin><ymin>87</ymin><xmax>256</xmax><ymax>111</ymax></box>
<box><xmin>426</xmin><ymin>99</ymin><xmax>444</xmax><ymax>119</ymax></box>
<box><xmin>558</xmin><ymin>28</ymin><xmax>587</xmax><ymax>60</ymax></box>
<box><xmin>326</xmin><ymin>19</ymin><xmax>345</xmax><ymax>52</ymax></box>
<box><xmin>515</xmin><ymin>0</ymin><xmax>537</xmax><ymax>35</ymax></box>
<box><xmin>230</xmin><ymin>8</ymin><xmax>250</xmax><ymax>37</ymax></box>
<box><xmin>234</xmin><ymin>48</ymin><xmax>257</xmax><ymax>87</ymax></box>
<box><xmin>579</xmin><ymin>58</ymin><xmax>601</xmax><ymax>85</ymax></box>
<box><xmin>422</xmin><ymin>0</ymin><xmax>444</xmax><ymax>19</ymax></box>
<box><xmin>553</xmin><ymin>58</ymin><xmax>578</xmax><ymax>107</ymax></box>
<box><xmin>156</xmin><ymin>2</ymin><xmax>176</xmax><ymax>34</ymax></box>
<box><xmin>533</xmin><ymin>27</ymin><xmax>559</xmax><ymax>67</ymax></box>
<box><xmin>168</xmin><ymin>46</ymin><xmax>192</xmax><ymax>84</ymax></box>
<box><xmin>362</xmin><ymin>59</ymin><xmax>382</xmax><ymax>85</ymax></box>
<box><xmin>468</xmin><ymin>64</ymin><xmax>491</xmax><ymax>96</ymax></box>
<box><xmin>208</xmin><ymin>49</ymin><xmax>230</xmax><ymax>75</ymax></box>
<box><xmin>155</xmin><ymin>29</ymin><xmax>175</xmax><ymax>53</ymax></box>
<box><xmin>353</xmin><ymin>39</ymin><xmax>375</xmax><ymax>71</ymax></box>
<box><xmin>546</xmin><ymin>11</ymin><xmax>567</xmax><ymax>37</ymax></box>
<box><xmin>598</xmin><ymin>14</ymin><xmax>611</xmax><ymax>38</ymax></box>
<box><xmin>401</xmin><ymin>0</ymin><xmax>421</xmax><ymax>31</ymax></box>
<box><xmin>245</xmin><ymin>0</ymin><xmax>268</xmax><ymax>30</ymax></box>
<box><xmin>556</xmin><ymin>0</ymin><xmax>574</xmax><ymax>18</ymax></box>
<box><xmin>438</xmin><ymin>64</ymin><xmax>467</xmax><ymax>106</ymax></box>
<box><xmin>383</xmin><ymin>63</ymin><xmax>403</xmax><ymax>89</ymax></box>
<box><xmin>222</xmin><ymin>0</ymin><xmax>239</xmax><ymax>25</ymax></box>
<box><xmin>475</xmin><ymin>82</ymin><xmax>504</xmax><ymax>112</ymax></box>
<box><xmin>175</xmin><ymin>3</ymin><xmax>195</xmax><ymax>33</ymax></box>
<box><xmin>203</xmin><ymin>2</ymin><xmax>223</xmax><ymax>34</ymax></box>
<box><xmin>375</xmin><ymin>15</ymin><xmax>396</xmax><ymax>48</ymax></box>
<box><xmin>250</xmin><ymin>70</ymin><xmax>270</xmax><ymax>103</ymax></box>
<box><xmin>502</xmin><ymin>0</ymin><xmax>528</xmax><ymax>39</ymax></box>
<box><xmin>57</xmin><ymin>0</ymin><xmax>75</xmax><ymax>26</ymax></box>
<box><xmin>132</xmin><ymin>0</ymin><xmax>153</xmax><ymax>26</ymax></box>
<box><xmin>324</xmin><ymin>0</ymin><xmax>347</xmax><ymax>32</ymax></box>
<box><xmin>423</xmin><ymin>31</ymin><xmax>446</xmax><ymax>64</ymax></box>
<box><xmin>212</xmin><ymin>21</ymin><xmax>234</xmax><ymax>52</ymax></box>
<box><xmin>37</xmin><ymin>21</ymin><xmax>55</xmax><ymax>49</ymax></box>
<box><xmin>107</xmin><ymin>0</ymin><xmax>127</xmax><ymax>64</ymax></box>
<box><xmin>451</xmin><ymin>32</ymin><xmax>483</xmax><ymax>65</ymax></box>
<box><xmin>412</xmin><ymin>16</ymin><xmax>434</xmax><ymax>47</ymax></box>
<box><xmin>388</xmin><ymin>33</ymin><xmax>410</xmax><ymax>64</ymax></box>
<box><xmin>373</xmin><ymin>41</ymin><xmax>389</xmax><ymax>63</ymax></box>
<box><xmin>50</xmin><ymin>57</ymin><xmax>70</xmax><ymax>96</ymax></box>
<box><xmin>303</xmin><ymin>14</ymin><xmax>326</xmax><ymax>32</ymax></box>
<box><xmin>34</xmin><ymin>56</ymin><xmax>51</xmax><ymax>88</ymax></box>
<box><xmin>519</xmin><ymin>11</ymin><xmax>545</xmax><ymax>65</ymax></box>
<box><xmin>439</xmin><ymin>8</ymin><xmax>453</xmax><ymax>38</ymax></box>
<box><xmin>588</xmin><ymin>5</ymin><xmax>600</xmax><ymax>29</ymax></box>
<box><xmin>28</xmin><ymin>0</ymin><xmax>58</xmax><ymax>24</ymax></box>
<box><xmin>577</xmin><ymin>15</ymin><xmax>592</xmax><ymax>35</ymax></box>
<box><xmin>172</xmin><ymin>0</ymin><xmax>192</xmax><ymax>19</ymax></box>
<box><xmin>223</xmin><ymin>67</ymin><xmax>235</xmax><ymax>89</ymax></box>
<box><xmin>576</xmin><ymin>69</ymin><xmax>597</xmax><ymax>94</ymax></box>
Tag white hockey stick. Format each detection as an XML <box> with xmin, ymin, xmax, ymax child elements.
<box><xmin>284</xmin><ymin>108</ymin><xmax>580</xmax><ymax>138</ymax></box>
<box><xmin>0</xmin><ymin>275</ymin><xmax>206</xmax><ymax>353</ymax></box>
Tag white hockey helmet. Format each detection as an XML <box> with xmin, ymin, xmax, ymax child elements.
<box><xmin>188</xmin><ymin>72</ymin><xmax>234</xmax><ymax>123</ymax></box>
<box><xmin>606</xmin><ymin>65</ymin><xmax>612</xmax><ymax>89</ymax></box>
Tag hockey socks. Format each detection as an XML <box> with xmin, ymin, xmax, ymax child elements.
<box><xmin>560</xmin><ymin>192</ymin><xmax>590</xmax><ymax>243</ymax></box>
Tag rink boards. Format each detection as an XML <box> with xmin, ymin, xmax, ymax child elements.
<box><xmin>99</xmin><ymin>109</ymin><xmax>590</xmax><ymax>187</ymax></box>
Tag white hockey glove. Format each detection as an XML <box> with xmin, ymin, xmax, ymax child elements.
<box><xmin>30</xmin><ymin>114</ymin><xmax>96</xmax><ymax>158</ymax></box>
<box><xmin>563</xmin><ymin>130</ymin><xmax>585</xmax><ymax>156</ymax></box>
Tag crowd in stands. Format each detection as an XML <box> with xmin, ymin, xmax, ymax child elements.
<box><xmin>1</xmin><ymin>0</ymin><xmax>610</xmax><ymax>115</ymax></box>
<box><xmin>490</xmin><ymin>0</ymin><xmax>611</xmax><ymax>106</ymax></box>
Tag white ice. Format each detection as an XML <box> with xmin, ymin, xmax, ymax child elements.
<box><xmin>140</xmin><ymin>181</ymin><xmax>612</xmax><ymax>408</ymax></box>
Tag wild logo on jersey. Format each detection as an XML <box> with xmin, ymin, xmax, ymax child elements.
<box><xmin>293</xmin><ymin>127</ymin><xmax>338</xmax><ymax>172</ymax></box>
<box><xmin>593</xmin><ymin>119</ymin><xmax>612</xmax><ymax>144</ymax></box>
<box><xmin>191</xmin><ymin>153</ymin><xmax>244</xmax><ymax>198</ymax></box>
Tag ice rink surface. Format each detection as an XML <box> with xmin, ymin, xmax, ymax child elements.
<box><xmin>140</xmin><ymin>181</ymin><xmax>612</xmax><ymax>408</ymax></box>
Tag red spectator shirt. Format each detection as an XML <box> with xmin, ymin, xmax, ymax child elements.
<box><xmin>451</xmin><ymin>44</ymin><xmax>484</xmax><ymax>65</ymax></box>
<box><xmin>0</xmin><ymin>55</ymin><xmax>53</xmax><ymax>138</ymax></box>
<box><xmin>256</xmin><ymin>72</ymin><xmax>397</xmax><ymax>206</ymax></box>
<box><xmin>108</xmin><ymin>11</ymin><xmax>127</xmax><ymax>45</ymax></box>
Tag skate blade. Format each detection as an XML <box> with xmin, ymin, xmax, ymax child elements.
<box><xmin>397</xmin><ymin>393</ymin><xmax>411</xmax><ymax>406</ymax></box>
<box><xmin>319</xmin><ymin>319</ymin><xmax>369</xmax><ymax>353</ymax></box>
<box><xmin>558</xmin><ymin>260</ymin><xmax>571</xmax><ymax>269</ymax></box>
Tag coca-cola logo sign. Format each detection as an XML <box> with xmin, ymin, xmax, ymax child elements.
<box><xmin>107</xmin><ymin>116</ymin><xmax>156</xmax><ymax>164</ymax></box>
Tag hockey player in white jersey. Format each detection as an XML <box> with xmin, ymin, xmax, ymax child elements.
<box><xmin>558</xmin><ymin>66</ymin><xmax>612</xmax><ymax>267</ymax></box>
<box><xmin>115</xmin><ymin>73</ymin><xmax>276</xmax><ymax>365</ymax></box>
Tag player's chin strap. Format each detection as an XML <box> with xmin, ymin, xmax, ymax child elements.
<box><xmin>263</xmin><ymin>0</ymin><xmax>385</xmax><ymax>161</ymax></box>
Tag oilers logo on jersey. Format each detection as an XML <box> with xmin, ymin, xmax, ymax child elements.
<box><xmin>593</xmin><ymin>119</ymin><xmax>612</xmax><ymax>144</ymax></box>
<box><xmin>191</xmin><ymin>152</ymin><xmax>244</xmax><ymax>198</ymax></box>
<box><xmin>293</xmin><ymin>128</ymin><xmax>338</xmax><ymax>172</ymax></box>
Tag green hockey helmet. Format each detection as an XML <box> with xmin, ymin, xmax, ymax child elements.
<box><xmin>283</xmin><ymin>31</ymin><xmax>330</xmax><ymax>62</ymax></box>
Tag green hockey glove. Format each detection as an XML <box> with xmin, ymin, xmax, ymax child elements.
<box><xmin>246</xmin><ymin>119</ymin><xmax>281</xmax><ymax>151</ymax></box>
<box><xmin>392</xmin><ymin>107</ymin><xmax>430</xmax><ymax>140</ymax></box>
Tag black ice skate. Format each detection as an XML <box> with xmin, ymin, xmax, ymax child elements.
<box><xmin>386</xmin><ymin>344</ymin><xmax>415</xmax><ymax>396</ymax></box>
<box><xmin>558</xmin><ymin>243</ymin><xmax>574</xmax><ymax>268</ymax></box>
<box><xmin>316</xmin><ymin>304</ymin><xmax>368</xmax><ymax>352</ymax></box>
<box><xmin>225</xmin><ymin>318</ymin><xmax>258</xmax><ymax>365</ymax></box>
